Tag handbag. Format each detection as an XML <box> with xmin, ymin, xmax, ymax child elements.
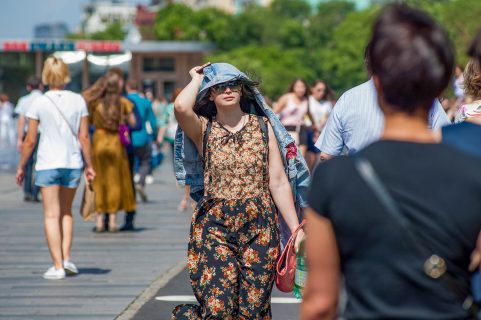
<box><xmin>276</xmin><ymin>220</ymin><xmax>306</xmax><ymax>292</ymax></box>
<box><xmin>118</xmin><ymin>103</ymin><xmax>131</xmax><ymax>146</ymax></box>
<box><xmin>353</xmin><ymin>155</ymin><xmax>479</xmax><ymax>319</ymax></box>
<box><xmin>79</xmin><ymin>178</ymin><xmax>96</xmax><ymax>221</ymax></box>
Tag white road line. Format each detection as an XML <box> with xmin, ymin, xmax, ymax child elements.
<box><xmin>155</xmin><ymin>295</ymin><xmax>301</xmax><ymax>304</ymax></box>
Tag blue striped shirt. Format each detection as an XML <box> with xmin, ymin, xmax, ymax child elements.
<box><xmin>315</xmin><ymin>79</ymin><xmax>450</xmax><ymax>155</ymax></box>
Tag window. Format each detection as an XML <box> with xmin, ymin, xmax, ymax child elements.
<box><xmin>163</xmin><ymin>81</ymin><xmax>175</xmax><ymax>101</ymax></box>
<box><xmin>143</xmin><ymin>57</ymin><xmax>175</xmax><ymax>72</ymax></box>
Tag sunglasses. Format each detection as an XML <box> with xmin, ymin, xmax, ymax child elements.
<box><xmin>211</xmin><ymin>81</ymin><xmax>242</xmax><ymax>94</ymax></box>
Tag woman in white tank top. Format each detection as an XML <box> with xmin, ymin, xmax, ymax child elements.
<box><xmin>274</xmin><ymin>78</ymin><xmax>314</xmax><ymax>157</ymax></box>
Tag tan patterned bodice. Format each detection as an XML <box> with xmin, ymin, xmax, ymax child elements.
<box><xmin>204</xmin><ymin>114</ymin><xmax>269</xmax><ymax>200</ymax></box>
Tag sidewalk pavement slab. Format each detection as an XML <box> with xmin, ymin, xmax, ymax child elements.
<box><xmin>0</xmin><ymin>157</ymin><xmax>191</xmax><ymax>320</ymax></box>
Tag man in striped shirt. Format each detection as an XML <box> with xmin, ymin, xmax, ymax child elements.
<box><xmin>314</xmin><ymin>78</ymin><xmax>450</xmax><ymax>161</ymax></box>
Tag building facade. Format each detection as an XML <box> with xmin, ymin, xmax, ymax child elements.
<box><xmin>0</xmin><ymin>39</ymin><xmax>213</xmax><ymax>102</ymax></box>
<box><xmin>81</xmin><ymin>1</ymin><xmax>137</xmax><ymax>34</ymax></box>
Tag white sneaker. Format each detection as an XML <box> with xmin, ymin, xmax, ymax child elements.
<box><xmin>145</xmin><ymin>175</ymin><xmax>154</xmax><ymax>185</ymax></box>
<box><xmin>133</xmin><ymin>173</ymin><xmax>140</xmax><ymax>184</ymax></box>
<box><xmin>63</xmin><ymin>260</ymin><xmax>79</xmax><ymax>275</ymax></box>
<box><xmin>43</xmin><ymin>266</ymin><xmax>66</xmax><ymax>280</ymax></box>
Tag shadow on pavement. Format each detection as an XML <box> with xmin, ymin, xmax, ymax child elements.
<box><xmin>78</xmin><ymin>268</ymin><xmax>112</xmax><ymax>275</ymax></box>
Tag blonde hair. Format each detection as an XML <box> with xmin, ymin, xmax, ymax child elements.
<box><xmin>42</xmin><ymin>56</ymin><xmax>71</xmax><ymax>86</ymax></box>
<box><xmin>463</xmin><ymin>59</ymin><xmax>481</xmax><ymax>100</ymax></box>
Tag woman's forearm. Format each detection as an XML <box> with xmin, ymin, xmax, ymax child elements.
<box><xmin>79</xmin><ymin>136</ymin><xmax>93</xmax><ymax>168</ymax></box>
<box><xmin>270</xmin><ymin>179</ymin><xmax>299</xmax><ymax>232</ymax></box>
<box><xmin>18</xmin><ymin>137</ymin><xmax>36</xmax><ymax>168</ymax></box>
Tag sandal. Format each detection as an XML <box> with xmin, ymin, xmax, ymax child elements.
<box><xmin>92</xmin><ymin>226</ymin><xmax>106</xmax><ymax>233</ymax></box>
<box><xmin>108</xmin><ymin>226</ymin><xmax>119</xmax><ymax>233</ymax></box>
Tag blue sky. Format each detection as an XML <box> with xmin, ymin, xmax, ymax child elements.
<box><xmin>0</xmin><ymin>0</ymin><xmax>149</xmax><ymax>38</ymax></box>
<box><xmin>0</xmin><ymin>0</ymin><xmax>370</xmax><ymax>39</ymax></box>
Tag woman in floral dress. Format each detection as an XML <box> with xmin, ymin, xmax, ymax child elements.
<box><xmin>172</xmin><ymin>63</ymin><xmax>305</xmax><ymax>320</ymax></box>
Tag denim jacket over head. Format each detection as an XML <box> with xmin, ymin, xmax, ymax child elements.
<box><xmin>174</xmin><ymin>63</ymin><xmax>310</xmax><ymax>244</ymax></box>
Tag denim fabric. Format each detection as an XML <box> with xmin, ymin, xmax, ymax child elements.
<box><xmin>35</xmin><ymin>168</ymin><xmax>82</xmax><ymax>188</ymax></box>
<box><xmin>174</xmin><ymin>63</ymin><xmax>310</xmax><ymax>245</ymax></box>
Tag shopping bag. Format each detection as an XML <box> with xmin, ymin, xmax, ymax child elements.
<box><xmin>79</xmin><ymin>181</ymin><xmax>96</xmax><ymax>221</ymax></box>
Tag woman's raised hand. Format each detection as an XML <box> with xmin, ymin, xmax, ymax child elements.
<box><xmin>189</xmin><ymin>62</ymin><xmax>211</xmax><ymax>81</ymax></box>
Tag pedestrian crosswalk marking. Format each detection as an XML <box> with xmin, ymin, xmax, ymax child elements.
<box><xmin>155</xmin><ymin>295</ymin><xmax>300</xmax><ymax>304</ymax></box>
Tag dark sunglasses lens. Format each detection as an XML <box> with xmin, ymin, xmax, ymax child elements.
<box><xmin>213</xmin><ymin>81</ymin><xmax>241</xmax><ymax>93</ymax></box>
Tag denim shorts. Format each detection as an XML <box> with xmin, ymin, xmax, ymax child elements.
<box><xmin>35</xmin><ymin>168</ymin><xmax>82</xmax><ymax>188</ymax></box>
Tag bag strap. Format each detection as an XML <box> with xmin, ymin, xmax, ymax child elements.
<box><xmin>353</xmin><ymin>155</ymin><xmax>478</xmax><ymax>318</ymax></box>
<box><xmin>45</xmin><ymin>94</ymin><xmax>78</xmax><ymax>139</ymax></box>
<box><xmin>202</xmin><ymin>118</ymin><xmax>213</xmax><ymax>165</ymax></box>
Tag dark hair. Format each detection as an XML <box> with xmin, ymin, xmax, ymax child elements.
<box><xmin>193</xmin><ymin>77</ymin><xmax>261</xmax><ymax>119</ymax></box>
<box><xmin>364</xmin><ymin>40</ymin><xmax>373</xmax><ymax>75</ymax></box>
<box><xmin>287</xmin><ymin>78</ymin><xmax>310</xmax><ymax>98</ymax></box>
<box><xmin>26</xmin><ymin>76</ymin><xmax>41</xmax><ymax>90</ymax></box>
<box><xmin>468</xmin><ymin>28</ymin><xmax>481</xmax><ymax>66</ymax></box>
<box><xmin>312</xmin><ymin>80</ymin><xmax>336</xmax><ymax>102</ymax></box>
<box><xmin>368</xmin><ymin>5</ymin><xmax>454</xmax><ymax>114</ymax></box>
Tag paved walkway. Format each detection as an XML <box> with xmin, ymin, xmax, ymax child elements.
<box><xmin>0</xmin><ymin>158</ymin><xmax>191</xmax><ymax>320</ymax></box>
<box><xmin>134</xmin><ymin>268</ymin><xmax>300</xmax><ymax>320</ymax></box>
<box><xmin>0</xmin><ymin>151</ymin><xmax>302</xmax><ymax>319</ymax></box>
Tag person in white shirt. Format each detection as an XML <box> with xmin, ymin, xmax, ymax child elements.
<box><xmin>306</xmin><ymin>80</ymin><xmax>334</xmax><ymax>170</ymax></box>
<box><xmin>15</xmin><ymin>76</ymin><xmax>43</xmax><ymax>202</ymax></box>
<box><xmin>0</xmin><ymin>94</ymin><xmax>16</xmax><ymax>147</ymax></box>
<box><xmin>16</xmin><ymin>56</ymin><xmax>95</xmax><ymax>280</ymax></box>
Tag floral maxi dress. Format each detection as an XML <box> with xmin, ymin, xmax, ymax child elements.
<box><xmin>172</xmin><ymin>115</ymin><xmax>280</xmax><ymax>320</ymax></box>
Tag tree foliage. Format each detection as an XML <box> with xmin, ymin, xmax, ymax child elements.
<box><xmin>67</xmin><ymin>22</ymin><xmax>126</xmax><ymax>41</ymax></box>
<box><xmin>152</xmin><ymin>0</ymin><xmax>481</xmax><ymax>99</ymax></box>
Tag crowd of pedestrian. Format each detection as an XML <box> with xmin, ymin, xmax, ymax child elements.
<box><xmin>13</xmin><ymin>58</ymin><xmax>183</xmax><ymax>279</ymax></box>
<box><xmin>10</xmin><ymin>2</ymin><xmax>481</xmax><ymax>319</ymax></box>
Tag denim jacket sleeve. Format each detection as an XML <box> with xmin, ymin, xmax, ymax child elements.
<box><xmin>174</xmin><ymin>126</ymin><xmax>205</xmax><ymax>202</ymax></box>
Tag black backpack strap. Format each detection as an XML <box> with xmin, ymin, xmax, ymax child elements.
<box><xmin>257</xmin><ymin>115</ymin><xmax>268</xmax><ymax>145</ymax></box>
<box><xmin>202</xmin><ymin>118</ymin><xmax>213</xmax><ymax>166</ymax></box>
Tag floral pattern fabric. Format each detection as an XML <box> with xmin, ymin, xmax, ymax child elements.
<box><xmin>172</xmin><ymin>115</ymin><xmax>280</xmax><ymax>320</ymax></box>
<box><xmin>204</xmin><ymin>115</ymin><xmax>268</xmax><ymax>199</ymax></box>
<box><xmin>454</xmin><ymin>101</ymin><xmax>481</xmax><ymax>123</ymax></box>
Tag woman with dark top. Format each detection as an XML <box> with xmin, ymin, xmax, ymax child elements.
<box><xmin>172</xmin><ymin>62</ymin><xmax>305</xmax><ymax>319</ymax></box>
<box><xmin>302</xmin><ymin>5</ymin><xmax>481</xmax><ymax>320</ymax></box>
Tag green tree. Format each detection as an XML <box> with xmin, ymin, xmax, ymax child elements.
<box><xmin>195</xmin><ymin>8</ymin><xmax>233</xmax><ymax>49</ymax></box>
<box><xmin>307</xmin><ymin>1</ymin><xmax>355</xmax><ymax>49</ymax></box>
<box><xmin>90</xmin><ymin>22</ymin><xmax>126</xmax><ymax>40</ymax></box>
<box><xmin>67</xmin><ymin>22</ymin><xmax>126</xmax><ymax>40</ymax></box>
<box><xmin>208</xmin><ymin>45</ymin><xmax>316</xmax><ymax>99</ymax></box>
<box><xmin>314</xmin><ymin>7</ymin><xmax>379</xmax><ymax>93</ymax></box>
<box><xmin>427</xmin><ymin>0</ymin><xmax>481</xmax><ymax>65</ymax></box>
<box><xmin>154</xmin><ymin>4</ymin><xmax>200</xmax><ymax>40</ymax></box>
<box><xmin>270</xmin><ymin>0</ymin><xmax>312</xmax><ymax>21</ymax></box>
